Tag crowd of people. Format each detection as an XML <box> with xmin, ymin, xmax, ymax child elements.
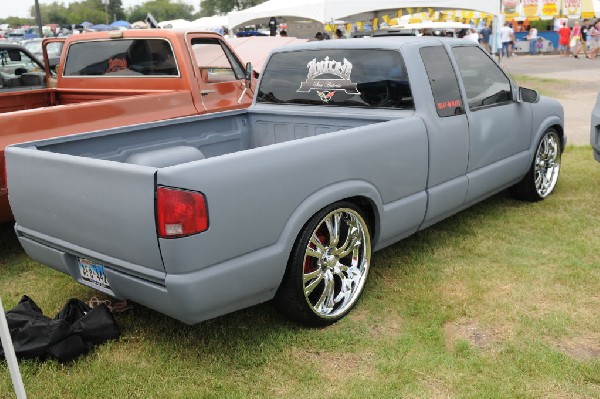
<box><xmin>497</xmin><ymin>19</ymin><xmax>600</xmax><ymax>59</ymax></box>
<box><xmin>556</xmin><ymin>19</ymin><xmax>600</xmax><ymax>59</ymax></box>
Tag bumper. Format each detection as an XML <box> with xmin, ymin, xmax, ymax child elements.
<box><xmin>16</xmin><ymin>226</ymin><xmax>287</xmax><ymax>324</ymax></box>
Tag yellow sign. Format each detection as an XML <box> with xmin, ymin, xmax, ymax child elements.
<box><xmin>541</xmin><ymin>0</ymin><xmax>559</xmax><ymax>16</ymax></box>
<box><xmin>522</xmin><ymin>0</ymin><xmax>541</xmax><ymax>17</ymax></box>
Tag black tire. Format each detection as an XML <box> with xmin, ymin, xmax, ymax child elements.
<box><xmin>274</xmin><ymin>201</ymin><xmax>372</xmax><ymax>327</ymax></box>
<box><xmin>509</xmin><ymin>128</ymin><xmax>561</xmax><ymax>202</ymax></box>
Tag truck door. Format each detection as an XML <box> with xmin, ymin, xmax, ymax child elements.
<box><xmin>450</xmin><ymin>45</ymin><xmax>533</xmax><ymax>203</ymax></box>
<box><xmin>418</xmin><ymin>45</ymin><xmax>469</xmax><ymax>228</ymax></box>
<box><xmin>187</xmin><ymin>36</ymin><xmax>252</xmax><ymax>112</ymax></box>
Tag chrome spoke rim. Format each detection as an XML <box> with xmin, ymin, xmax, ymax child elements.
<box><xmin>534</xmin><ymin>132</ymin><xmax>560</xmax><ymax>198</ymax></box>
<box><xmin>302</xmin><ymin>208</ymin><xmax>371</xmax><ymax>319</ymax></box>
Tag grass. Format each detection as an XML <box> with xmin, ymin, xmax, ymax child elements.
<box><xmin>1</xmin><ymin>146</ymin><xmax>599</xmax><ymax>398</ymax></box>
<box><xmin>510</xmin><ymin>74</ymin><xmax>571</xmax><ymax>98</ymax></box>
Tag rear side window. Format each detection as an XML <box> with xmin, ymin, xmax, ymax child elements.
<box><xmin>63</xmin><ymin>39</ymin><xmax>178</xmax><ymax>76</ymax></box>
<box><xmin>451</xmin><ymin>46</ymin><xmax>512</xmax><ymax>109</ymax></box>
<box><xmin>191</xmin><ymin>38</ymin><xmax>245</xmax><ymax>83</ymax></box>
<box><xmin>257</xmin><ymin>49</ymin><xmax>413</xmax><ymax>109</ymax></box>
<box><xmin>420</xmin><ymin>45</ymin><xmax>464</xmax><ymax>117</ymax></box>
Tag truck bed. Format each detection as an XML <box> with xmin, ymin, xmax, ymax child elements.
<box><xmin>0</xmin><ymin>87</ymin><xmax>177</xmax><ymax>114</ymax></box>
<box><xmin>29</xmin><ymin>107</ymin><xmax>398</xmax><ymax>164</ymax></box>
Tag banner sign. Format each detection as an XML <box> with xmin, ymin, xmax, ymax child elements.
<box><xmin>503</xmin><ymin>0</ymin><xmax>520</xmax><ymax>17</ymax></box>
<box><xmin>522</xmin><ymin>0</ymin><xmax>541</xmax><ymax>18</ymax></box>
<box><xmin>563</xmin><ymin>0</ymin><xmax>582</xmax><ymax>17</ymax></box>
<box><xmin>541</xmin><ymin>0</ymin><xmax>560</xmax><ymax>17</ymax></box>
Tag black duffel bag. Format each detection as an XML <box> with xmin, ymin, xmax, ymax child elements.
<box><xmin>0</xmin><ymin>295</ymin><xmax>120</xmax><ymax>363</ymax></box>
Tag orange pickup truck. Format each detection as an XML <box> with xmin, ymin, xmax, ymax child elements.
<box><xmin>0</xmin><ymin>29</ymin><xmax>257</xmax><ymax>222</ymax></box>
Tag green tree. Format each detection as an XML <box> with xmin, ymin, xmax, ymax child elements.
<box><xmin>0</xmin><ymin>17</ymin><xmax>34</xmax><ymax>26</ymax></box>
<box><xmin>128</xmin><ymin>0</ymin><xmax>194</xmax><ymax>22</ymax></box>
<box><xmin>67</xmin><ymin>0</ymin><xmax>106</xmax><ymax>24</ymax></box>
<box><xmin>39</xmin><ymin>2</ymin><xmax>71</xmax><ymax>26</ymax></box>
<box><xmin>108</xmin><ymin>0</ymin><xmax>126</xmax><ymax>22</ymax></box>
<box><xmin>198</xmin><ymin>0</ymin><xmax>266</xmax><ymax>17</ymax></box>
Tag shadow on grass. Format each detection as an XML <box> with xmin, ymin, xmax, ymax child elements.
<box><xmin>106</xmin><ymin>191</ymin><xmax>526</xmax><ymax>366</ymax></box>
<box><xmin>0</xmin><ymin>221</ymin><xmax>22</xmax><ymax>260</ymax></box>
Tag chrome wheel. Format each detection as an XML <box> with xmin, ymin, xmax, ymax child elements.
<box><xmin>510</xmin><ymin>128</ymin><xmax>562</xmax><ymax>202</ymax></box>
<box><xmin>302</xmin><ymin>207</ymin><xmax>371</xmax><ymax>320</ymax></box>
<box><xmin>274</xmin><ymin>202</ymin><xmax>372</xmax><ymax>326</ymax></box>
<box><xmin>534</xmin><ymin>130</ymin><xmax>561</xmax><ymax>198</ymax></box>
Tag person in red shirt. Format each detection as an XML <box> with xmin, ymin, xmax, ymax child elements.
<box><xmin>558</xmin><ymin>22</ymin><xmax>571</xmax><ymax>57</ymax></box>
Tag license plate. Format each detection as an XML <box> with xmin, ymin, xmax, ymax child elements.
<box><xmin>78</xmin><ymin>258</ymin><xmax>110</xmax><ymax>289</ymax></box>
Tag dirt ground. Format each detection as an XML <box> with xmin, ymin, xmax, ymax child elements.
<box><xmin>500</xmin><ymin>54</ymin><xmax>600</xmax><ymax>146</ymax></box>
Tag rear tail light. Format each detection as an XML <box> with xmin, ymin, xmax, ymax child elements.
<box><xmin>156</xmin><ymin>186</ymin><xmax>208</xmax><ymax>238</ymax></box>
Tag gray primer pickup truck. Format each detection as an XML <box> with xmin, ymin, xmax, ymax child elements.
<box><xmin>6</xmin><ymin>37</ymin><xmax>565</xmax><ymax>326</ymax></box>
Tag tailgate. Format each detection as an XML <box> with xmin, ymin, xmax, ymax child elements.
<box><xmin>6</xmin><ymin>146</ymin><xmax>164</xmax><ymax>274</ymax></box>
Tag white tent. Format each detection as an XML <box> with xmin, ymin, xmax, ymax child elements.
<box><xmin>158</xmin><ymin>19</ymin><xmax>194</xmax><ymax>29</ymax></box>
<box><xmin>228</xmin><ymin>0</ymin><xmax>501</xmax><ymax>29</ymax></box>
<box><xmin>191</xmin><ymin>15</ymin><xmax>230</xmax><ymax>28</ymax></box>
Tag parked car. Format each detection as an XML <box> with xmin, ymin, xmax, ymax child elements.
<box><xmin>21</xmin><ymin>38</ymin><xmax>63</xmax><ymax>69</ymax></box>
<box><xmin>0</xmin><ymin>42</ymin><xmax>46</xmax><ymax>91</ymax></box>
<box><xmin>375</xmin><ymin>22</ymin><xmax>472</xmax><ymax>38</ymax></box>
<box><xmin>5</xmin><ymin>30</ymin><xmax>25</xmax><ymax>44</ymax></box>
<box><xmin>6</xmin><ymin>36</ymin><xmax>565</xmax><ymax>326</ymax></box>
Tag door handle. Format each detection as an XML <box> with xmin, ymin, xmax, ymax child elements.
<box><xmin>201</xmin><ymin>90</ymin><xmax>215</xmax><ymax>96</ymax></box>
<box><xmin>238</xmin><ymin>87</ymin><xmax>248</xmax><ymax>104</ymax></box>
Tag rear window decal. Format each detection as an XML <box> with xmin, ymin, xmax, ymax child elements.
<box><xmin>106</xmin><ymin>57</ymin><xmax>128</xmax><ymax>73</ymax></box>
<box><xmin>297</xmin><ymin>56</ymin><xmax>360</xmax><ymax>102</ymax></box>
<box><xmin>317</xmin><ymin>91</ymin><xmax>336</xmax><ymax>103</ymax></box>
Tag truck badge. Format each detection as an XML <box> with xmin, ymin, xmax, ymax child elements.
<box><xmin>297</xmin><ymin>56</ymin><xmax>360</xmax><ymax>102</ymax></box>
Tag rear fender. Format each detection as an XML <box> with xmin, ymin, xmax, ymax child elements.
<box><xmin>273</xmin><ymin>180</ymin><xmax>383</xmax><ymax>282</ymax></box>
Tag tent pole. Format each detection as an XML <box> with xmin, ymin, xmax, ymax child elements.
<box><xmin>0</xmin><ymin>298</ymin><xmax>27</xmax><ymax>399</ymax></box>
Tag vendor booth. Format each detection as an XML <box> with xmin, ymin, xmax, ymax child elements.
<box><xmin>228</xmin><ymin>0</ymin><xmax>501</xmax><ymax>29</ymax></box>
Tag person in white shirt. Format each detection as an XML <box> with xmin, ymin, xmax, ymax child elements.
<box><xmin>465</xmin><ymin>28</ymin><xmax>480</xmax><ymax>43</ymax></box>
<box><xmin>500</xmin><ymin>22</ymin><xmax>514</xmax><ymax>57</ymax></box>
<box><xmin>527</xmin><ymin>26</ymin><xmax>538</xmax><ymax>55</ymax></box>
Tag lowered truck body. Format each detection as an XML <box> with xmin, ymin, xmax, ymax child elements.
<box><xmin>6</xmin><ymin>38</ymin><xmax>565</xmax><ymax>325</ymax></box>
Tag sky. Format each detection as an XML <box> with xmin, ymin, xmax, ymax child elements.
<box><xmin>1</xmin><ymin>0</ymin><xmax>200</xmax><ymax>19</ymax></box>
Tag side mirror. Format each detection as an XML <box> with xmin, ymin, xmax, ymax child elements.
<box><xmin>519</xmin><ymin>87</ymin><xmax>539</xmax><ymax>103</ymax></box>
<box><xmin>245</xmin><ymin>62</ymin><xmax>253</xmax><ymax>89</ymax></box>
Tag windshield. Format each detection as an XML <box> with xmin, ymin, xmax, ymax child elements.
<box><xmin>257</xmin><ymin>49</ymin><xmax>414</xmax><ymax>109</ymax></box>
<box><xmin>23</xmin><ymin>41</ymin><xmax>42</xmax><ymax>54</ymax></box>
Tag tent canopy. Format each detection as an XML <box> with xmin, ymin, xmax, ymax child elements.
<box><xmin>158</xmin><ymin>19</ymin><xmax>194</xmax><ymax>29</ymax></box>
<box><xmin>191</xmin><ymin>15</ymin><xmax>229</xmax><ymax>28</ymax></box>
<box><xmin>110</xmin><ymin>20</ymin><xmax>131</xmax><ymax>28</ymax></box>
<box><xmin>90</xmin><ymin>24</ymin><xmax>111</xmax><ymax>31</ymax></box>
<box><xmin>228</xmin><ymin>0</ymin><xmax>501</xmax><ymax>28</ymax></box>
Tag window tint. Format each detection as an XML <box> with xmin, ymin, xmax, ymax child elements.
<box><xmin>451</xmin><ymin>46</ymin><xmax>512</xmax><ymax>109</ymax></box>
<box><xmin>257</xmin><ymin>49</ymin><xmax>413</xmax><ymax>109</ymax></box>
<box><xmin>420</xmin><ymin>46</ymin><xmax>464</xmax><ymax>117</ymax></box>
<box><xmin>63</xmin><ymin>39</ymin><xmax>178</xmax><ymax>76</ymax></box>
<box><xmin>191</xmin><ymin>38</ymin><xmax>244</xmax><ymax>83</ymax></box>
